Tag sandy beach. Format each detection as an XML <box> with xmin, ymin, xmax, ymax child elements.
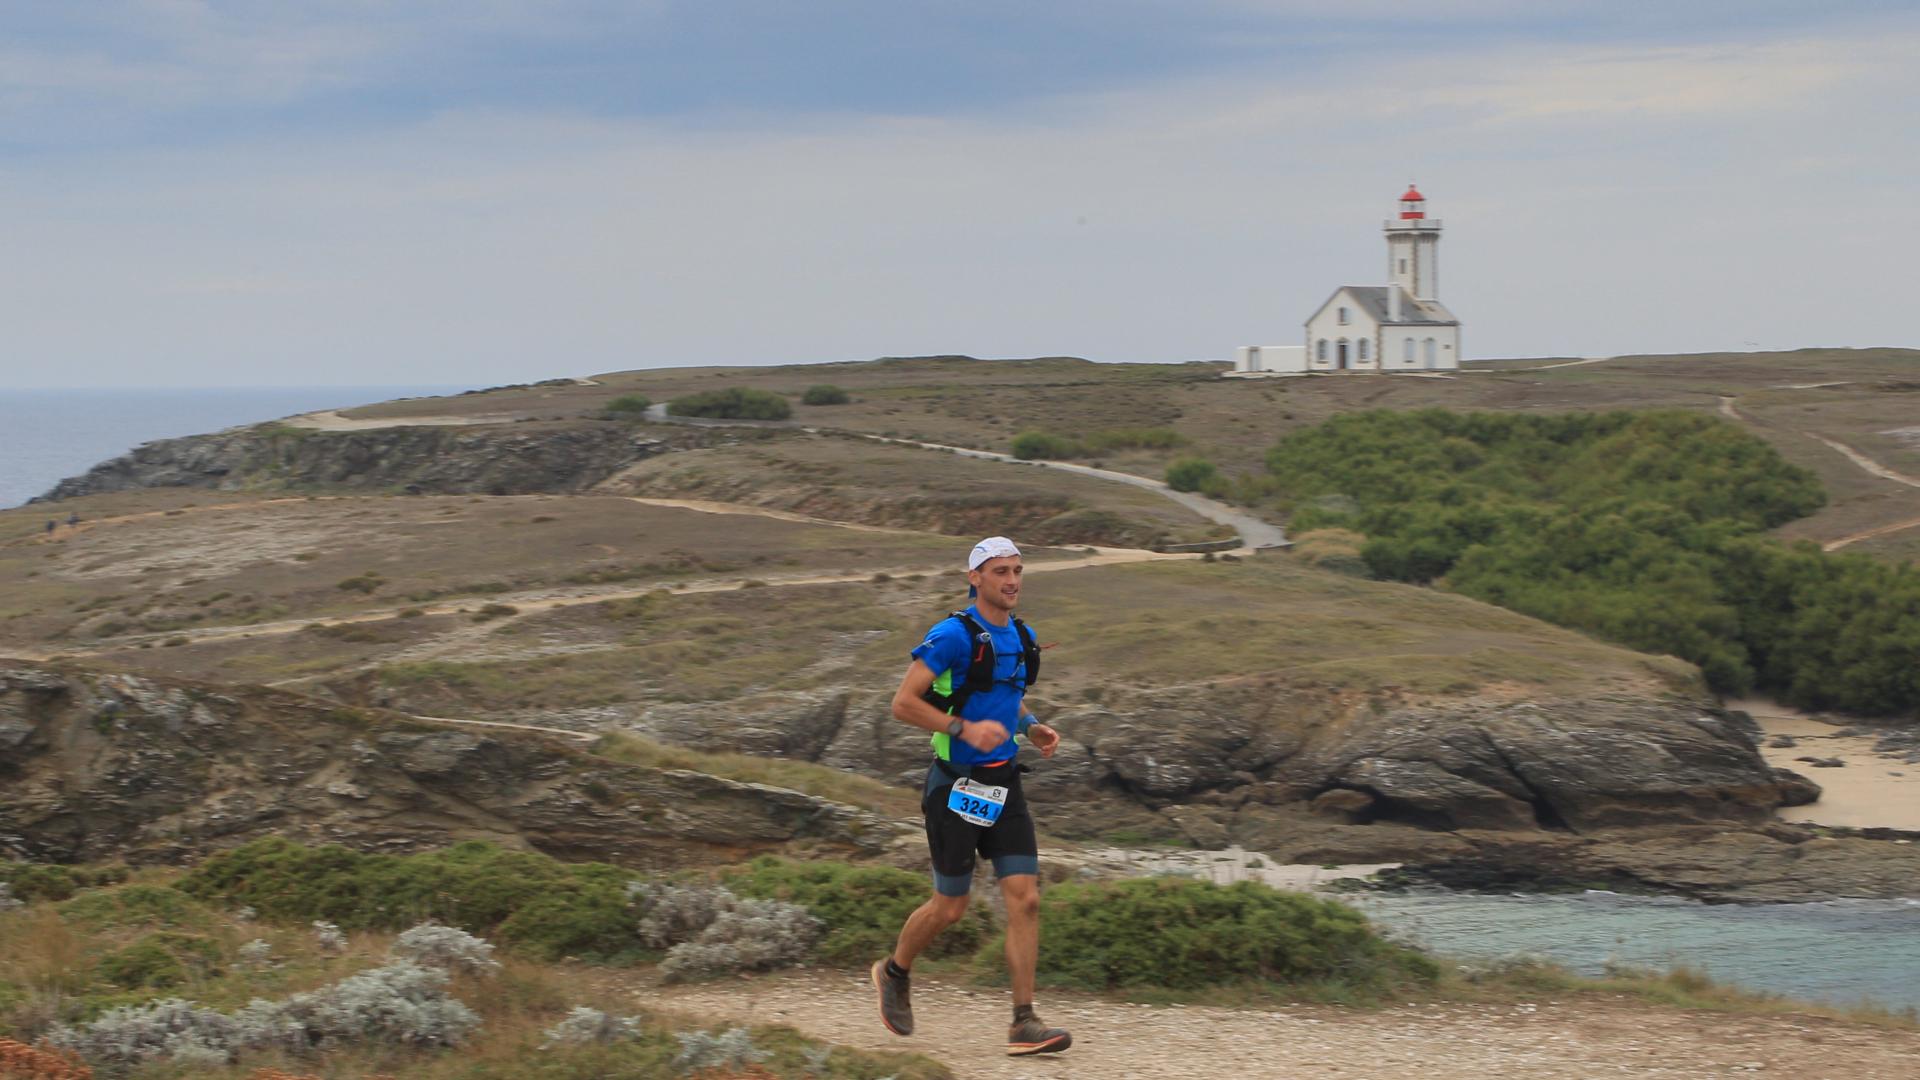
<box><xmin>1735</xmin><ymin>700</ymin><xmax>1920</xmax><ymax>831</ymax></box>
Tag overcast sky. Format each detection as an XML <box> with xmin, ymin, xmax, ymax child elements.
<box><xmin>2</xmin><ymin>1</ymin><xmax>1916</xmax><ymax>388</ymax></box>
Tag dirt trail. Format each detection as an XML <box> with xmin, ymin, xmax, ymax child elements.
<box><xmin>656</xmin><ymin>970</ymin><xmax>1920</xmax><ymax>1080</ymax></box>
<box><xmin>281</xmin><ymin>409</ymin><xmax>503</xmax><ymax>431</ymax></box>
<box><xmin>13</xmin><ymin>498</ymin><xmax>311</xmax><ymax>546</ymax></box>
<box><xmin>12</xmin><ymin>497</ymin><xmax>1185</xmax><ymax>663</ymax></box>
<box><xmin>1824</xmin><ymin>514</ymin><xmax>1920</xmax><ymax>551</ymax></box>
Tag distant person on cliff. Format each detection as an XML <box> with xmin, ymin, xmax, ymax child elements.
<box><xmin>873</xmin><ymin>536</ymin><xmax>1070</xmax><ymax>1057</ymax></box>
<box><xmin>44</xmin><ymin>519</ymin><xmax>55</xmax><ymax>535</ymax></box>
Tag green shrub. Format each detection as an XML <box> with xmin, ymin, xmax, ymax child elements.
<box><xmin>603</xmin><ymin>393</ymin><xmax>653</xmax><ymax>417</ymax></box>
<box><xmin>992</xmin><ymin>877</ymin><xmax>1437</xmax><ymax>992</ymax></box>
<box><xmin>1256</xmin><ymin>408</ymin><xmax>1920</xmax><ymax>713</ymax></box>
<box><xmin>177</xmin><ymin>838</ymin><xmax>668</xmax><ymax>964</ymax></box>
<box><xmin>1164</xmin><ymin>457</ymin><xmax>1219</xmax><ymax>493</ymax></box>
<box><xmin>335</xmin><ymin>572</ymin><xmax>384</xmax><ymax>594</ymax></box>
<box><xmin>97</xmin><ymin>932</ymin><xmax>223</xmax><ymax>989</ymax></box>
<box><xmin>724</xmin><ymin>856</ymin><xmax>991</xmax><ymax>963</ymax></box>
<box><xmin>58</xmin><ymin>884</ymin><xmax>214</xmax><ymax>930</ymax></box>
<box><xmin>801</xmin><ymin>384</ymin><xmax>850</xmax><ymax>406</ymax></box>
<box><xmin>0</xmin><ymin>861</ymin><xmax>129</xmax><ymax>902</ymax></box>
<box><xmin>1010</xmin><ymin>431</ymin><xmax>1081</xmax><ymax>460</ymax></box>
<box><xmin>667</xmin><ymin>387</ymin><xmax>792</xmax><ymax>421</ymax></box>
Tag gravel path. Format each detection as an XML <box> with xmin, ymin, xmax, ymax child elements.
<box><xmin>656</xmin><ymin>970</ymin><xmax>1920</xmax><ymax>1080</ymax></box>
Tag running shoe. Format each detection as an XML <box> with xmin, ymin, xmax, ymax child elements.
<box><xmin>1007</xmin><ymin>1014</ymin><xmax>1072</xmax><ymax>1056</ymax></box>
<box><xmin>871</xmin><ymin>959</ymin><xmax>914</xmax><ymax>1036</ymax></box>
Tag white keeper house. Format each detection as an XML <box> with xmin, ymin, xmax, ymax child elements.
<box><xmin>1235</xmin><ymin>186</ymin><xmax>1462</xmax><ymax>374</ymax></box>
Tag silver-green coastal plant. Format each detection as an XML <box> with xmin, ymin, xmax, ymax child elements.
<box><xmin>312</xmin><ymin>919</ymin><xmax>348</xmax><ymax>953</ymax></box>
<box><xmin>47</xmin><ymin>960</ymin><xmax>482</xmax><ymax>1067</ymax></box>
<box><xmin>46</xmin><ymin>998</ymin><xmax>241</xmax><ymax>1068</ymax></box>
<box><xmin>236</xmin><ymin>938</ymin><xmax>274</xmax><ymax>970</ymax></box>
<box><xmin>540</xmin><ymin>1006</ymin><xmax>643</xmax><ymax>1048</ymax></box>
<box><xmin>672</xmin><ymin>1027</ymin><xmax>768</xmax><ymax>1074</ymax></box>
<box><xmin>660</xmin><ymin>898</ymin><xmax>821</xmax><ymax>982</ymax></box>
<box><xmin>625</xmin><ymin>880</ymin><xmax>819</xmax><ymax>980</ymax></box>
<box><xmin>392</xmin><ymin>922</ymin><xmax>502</xmax><ymax>975</ymax></box>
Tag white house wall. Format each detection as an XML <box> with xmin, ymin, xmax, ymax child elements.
<box><xmin>1304</xmin><ymin>290</ymin><xmax>1381</xmax><ymax>371</ymax></box>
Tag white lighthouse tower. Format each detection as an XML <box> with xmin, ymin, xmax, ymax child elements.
<box><xmin>1386</xmin><ymin>185</ymin><xmax>1440</xmax><ymax>301</ymax></box>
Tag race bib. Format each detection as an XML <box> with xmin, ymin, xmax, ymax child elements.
<box><xmin>947</xmin><ymin>777</ymin><xmax>1008</xmax><ymax>827</ymax></box>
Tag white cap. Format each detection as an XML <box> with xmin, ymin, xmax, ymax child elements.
<box><xmin>968</xmin><ymin>536</ymin><xmax>1020</xmax><ymax>570</ymax></box>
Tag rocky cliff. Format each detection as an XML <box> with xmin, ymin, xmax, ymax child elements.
<box><xmin>0</xmin><ymin>663</ymin><xmax>905</xmax><ymax>868</ymax></box>
<box><xmin>36</xmin><ymin>421</ymin><xmax>677</xmax><ymax>502</ymax></box>
<box><xmin>614</xmin><ymin>682</ymin><xmax>1920</xmax><ymax>902</ymax></box>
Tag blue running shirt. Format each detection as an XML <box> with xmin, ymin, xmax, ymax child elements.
<box><xmin>910</xmin><ymin>605</ymin><xmax>1029</xmax><ymax>767</ymax></box>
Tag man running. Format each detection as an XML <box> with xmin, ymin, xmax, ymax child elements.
<box><xmin>873</xmin><ymin>536</ymin><xmax>1072</xmax><ymax>1057</ymax></box>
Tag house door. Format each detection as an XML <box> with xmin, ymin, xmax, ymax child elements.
<box><xmin>1336</xmin><ymin>340</ymin><xmax>1349</xmax><ymax>370</ymax></box>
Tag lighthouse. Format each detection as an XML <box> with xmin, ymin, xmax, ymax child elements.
<box><xmin>1385</xmin><ymin>185</ymin><xmax>1440</xmax><ymax>301</ymax></box>
<box><xmin>1233</xmin><ymin>185</ymin><xmax>1464</xmax><ymax>375</ymax></box>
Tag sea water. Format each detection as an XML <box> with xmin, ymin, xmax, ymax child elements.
<box><xmin>0</xmin><ymin>386</ymin><xmax>471</xmax><ymax>510</ymax></box>
<box><xmin>1351</xmin><ymin>890</ymin><xmax>1920</xmax><ymax>1011</ymax></box>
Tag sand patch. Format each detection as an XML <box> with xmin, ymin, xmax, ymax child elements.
<box><xmin>1738</xmin><ymin>700</ymin><xmax>1920</xmax><ymax>831</ymax></box>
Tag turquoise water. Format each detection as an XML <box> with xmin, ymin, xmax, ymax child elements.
<box><xmin>1352</xmin><ymin>890</ymin><xmax>1920</xmax><ymax>1011</ymax></box>
<box><xmin>0</xmin><ymin>386</ymin><xmax>471</xmax><ymax>509</ymax></box>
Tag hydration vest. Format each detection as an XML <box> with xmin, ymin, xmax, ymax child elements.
<box><xmin>921</xmin><ymin>609</ymin><xmax>1041</xmax><ymax>719</ymax></box>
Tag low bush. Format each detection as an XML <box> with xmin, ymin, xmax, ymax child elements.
<box><xmin>801</xmin><ymin>384</ymin><xmax>850</xmax><ymax>406</ymax></box>
<box><xmin>1164</xmin><ymin>457</ymin><xmax>1220</xmax><ymax>493</ymax></box>
<box><xmin>667</xmin><ymin>388</ymin><xmax>792</xmax><ymax>421</ymax></box>
<box><xmin>57</xmin><ymin>885</ymin><xmax>212</xmax><ymax>931</ymax></box>
<box><xmin>602</xmin><ymin>394</ymin><xmax>652</xmax><ymax>418</ymax></box>
<box><xmin>96</xmin><ymin>933</ymin><xmax>222</xmax><ymax>990</ymax></box>
<box><xmin>724</xmin><ymin>857</ymin><xmax>991</xmax><ymax>963</ymax></box>
<box><xmin>179</xmin><ymin>838</ymin><xmax>623</xmax><ymax>944</ymax></box>
<box><xmin>1009</xmin><ymin>431</ymin><xmax>1080</xmax><ymax>461</ymax></box>
<box><xmin>988</xmin><ymin>877</ymin><xmax>1437</xmax><ymax>993</ymax></box>
<box><xmin>0</xmin><ymin>1037</ymin><xmax>92</xmax><ymax>1079</ymax></box>
<box><xmin>0</xmin><ymin>864</ymin><xmax>128</xmax><ymax>904</ymax></box>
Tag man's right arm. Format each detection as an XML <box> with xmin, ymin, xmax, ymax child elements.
<box><xmin>891</xmin><ymin>660</ymin><xmax>1008</xmax><ymax>752</ymax></box>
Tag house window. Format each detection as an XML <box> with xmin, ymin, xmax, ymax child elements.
<box><xmin>1358</xmin><ymin>339</ymin><xmax>1370</xmax><ymax>361</ymax></box>
<box><xmin>1424</xmin><ymin>337</ymin><xmax>1437</xmax><ymax>366</ymax></box>
<box><xmin>1337</xmin><ymin>307</ymin><xmax>1349</xmax><ymax>325</ymax></box>
<box><xmin>1398</xmin><ymin>258</ymin><xmax>1407</xmax><ymax>274</ymax></box>
<box><xmin>1316</xmin><ymin>339</ymin><xmax>1328</xmax><ymax>361</ymax></box>
<box><xmin>1403</xmin><ymin>338</ymin><xmax>1414</xmax><ymax>363</ymax></box>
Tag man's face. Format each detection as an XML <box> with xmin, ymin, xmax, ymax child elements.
<box><xmin>969</xmin><ymin>555</ymin><xmax>1023</xmax><ymax>610</ymax></box>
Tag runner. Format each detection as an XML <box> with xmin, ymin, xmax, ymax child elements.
<box><xmin>872</xmin><ymin>536</ymin><xmax>1072</xmax><ymax>1057</ymax></box>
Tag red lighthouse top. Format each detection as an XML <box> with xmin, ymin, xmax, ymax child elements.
<box><xmin>1399</xmin><ymin>185</ymin><xmax>1426</xmax><ymax>219</ymax></box>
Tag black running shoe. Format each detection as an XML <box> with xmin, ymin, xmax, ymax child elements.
<box><xmin>871</xmin><ymin>959</ymin><xmax>913</xmax><ymax>1036</ymax></box>
<box><xmin>1007</xmin><ymin>1015</ymin><xmax>1072</xmax><ymax>1056</ymax></box>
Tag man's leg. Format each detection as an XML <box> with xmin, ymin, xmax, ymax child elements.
<box><xmin>893</xmin><ymin>890</ymin><xmax>971</xmax><ymax>970</ymax></box>
<box><xmin>874</xmin><ymin>886</ymin><xmax>967</xmax><ymax>1037</ymax></box>
<box><xmin>995</xmin><ymin>869</ymin><xmax>1070</xmax><ymax>1055</ymax></box>
<box><xmin>998</xmin><ymin>872</ymin><xmax>1040</xmax><ymax>1006</ymax></box>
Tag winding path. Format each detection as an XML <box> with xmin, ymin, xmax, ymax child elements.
<box><xmin>654</xmin><ymin>969</ymin><xmax>1920</xmax><ymax>1080</ymax></box>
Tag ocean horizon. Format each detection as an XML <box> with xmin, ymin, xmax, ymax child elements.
<box><xmin>0</xmin><ymin>385</ymin><xmax>474</xmax><ymax>510</ymax></box>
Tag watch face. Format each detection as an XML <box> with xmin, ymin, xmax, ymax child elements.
<box><xmin>948</xmin><ymin>719</ymin><xmax>965</xmax><ymax>736</ymax></box>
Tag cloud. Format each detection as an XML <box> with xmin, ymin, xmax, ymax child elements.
<box><xmin>0</xmin><ymin>6</ymin><xmax>1916</xmax><ymax>386</ymax></box>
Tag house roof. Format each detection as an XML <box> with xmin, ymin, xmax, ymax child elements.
<box><xmin>1332</xmin><ymin>286</ymin><xmax>1458</xmax><ymax>326</ymax></box>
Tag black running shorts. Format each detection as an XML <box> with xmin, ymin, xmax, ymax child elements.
<box><xmin>923</xmin><ymin>759</ymin><xmax>1038</xmax><ymax>893</ymax></box>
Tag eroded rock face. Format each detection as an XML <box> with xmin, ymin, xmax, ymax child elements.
<box><xmin>0</xmin><ymin>664</ymin><xmax>903</xmax><ymax>868</ymax></box>
<box><xmin>35</xmin><ymin>423</ymin><xmax>673</xmax><ymax>502</ymax></box>
<box><xmin>622</xmin><ymin>681</ymin><xmax>1820</xmax><ymax>851</ymax></box>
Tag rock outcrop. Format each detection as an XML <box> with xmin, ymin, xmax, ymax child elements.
<box><xmin>0</xmin><ymin>663</ymin><xmax>904</xmax><ymax>868</ymax></box>
<box><xmin>35</xmin><ymin>421</ymin><xmax>676</xmax><ymax>502</ymax></box>
<box><xmin>621</xmin><ymin>684</ymin><xmax>1806</xmax><ymax>837</ymax></box>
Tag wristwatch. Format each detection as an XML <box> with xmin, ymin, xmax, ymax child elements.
<box><xmin>946</xmin><ymin>718</ymin><xmax>965</xmax><ymax>737</ymax></box>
